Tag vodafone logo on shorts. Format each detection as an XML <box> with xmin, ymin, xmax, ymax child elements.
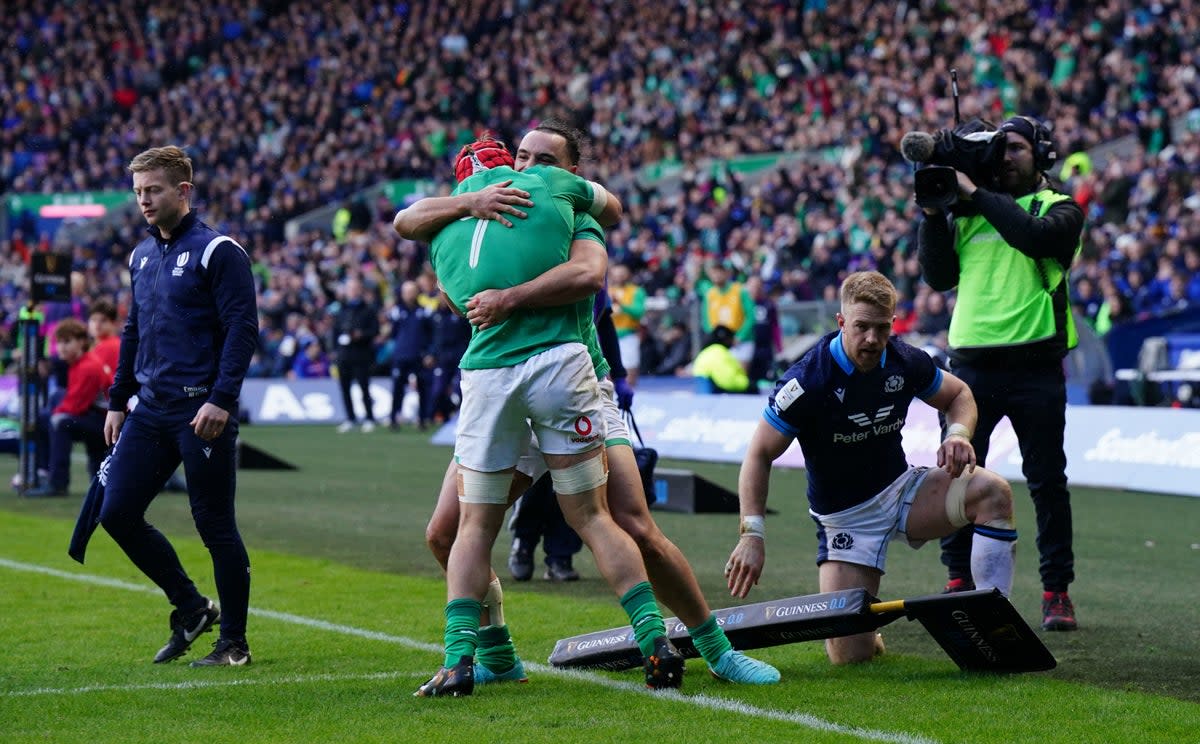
<box><xmin>571</xmin><ymin>415</ymin><xmax>599</xmax><ymax>443</ymax></box>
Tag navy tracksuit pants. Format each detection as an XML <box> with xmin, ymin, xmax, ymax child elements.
<box><xmin>99</xmin><ymin>397</ymin><xmax>250</xmax><ymax>640</ymax></box>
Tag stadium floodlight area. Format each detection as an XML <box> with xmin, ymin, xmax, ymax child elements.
<box><xmin>550</xmin><ymin>588</ymin><xmax>1055</xmax><ymax>674</ymax></box>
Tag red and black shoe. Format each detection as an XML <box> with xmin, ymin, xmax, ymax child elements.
<box><xmin>943</xmin><ymin>577</ymin><xmax>975</xmax><ymax>594</ymax></box>
<box><xmin>1041</xmin><ymin>591</ymin><xmax>1078</xmax><ymax>631</ymax></box>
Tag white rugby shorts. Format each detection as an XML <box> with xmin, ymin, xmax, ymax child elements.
<box><xmin>515</xmin><ymin>376</ymin><xmax>630</xmax><ymax>482</ymax></box>
<box><xmin>455</xmin><ymin>343</ymin><xmax>605</xmax><ymax>472</ymax></box>
<box><xmin>810</xmin><ymin>466</ymin><xmax>931</xmax><ymax>572</ymax></box>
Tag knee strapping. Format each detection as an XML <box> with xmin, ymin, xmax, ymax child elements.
<box><xmin>945</xmin><ymin>471</ymin><xmax>974</xmax><ymax>528</ymax></box>
<box><xmin>458</xmin><ymin>469</ymin><xmax>512</xmax><ymax>504</ymax></box>
<box><xmin>550</xmin><ymin>452</ymin><xmax>608</xmax><ymax>495</ymax></box>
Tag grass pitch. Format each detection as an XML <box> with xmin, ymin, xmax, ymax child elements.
<box><xmin>2</xmin><ymin>425</ymin><xmax>1197</xmax><ymax>743</ymax></box>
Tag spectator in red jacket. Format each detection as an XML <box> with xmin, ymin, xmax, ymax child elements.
<box><xmin>25</xmin><ymin>319</ymin><xmax>112</xmax><ymax>498</ymax></box>
<box><xmin>87</xmin><ymin>298</ymin><xmax>121</xmax><ymax>378</ymax></box>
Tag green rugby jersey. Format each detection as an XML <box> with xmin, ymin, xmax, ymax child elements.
<box><xmin>431</xmin><ymin>165</ymin><xmax>607</xmax><ymax>369</ymax></box>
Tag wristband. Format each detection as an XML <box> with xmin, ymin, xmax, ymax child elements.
<box><xmin>945</xmin><ymin>423</ymin><xmax>972</xmax><ymax>441</ymax></box>
<box><xmin>739</xmin><ymin>515</ymin><xmax>765</xmax><ymax>540</ymax></box>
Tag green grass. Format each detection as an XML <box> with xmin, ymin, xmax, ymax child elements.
<box><xmin>2</xmin><ymin>425</ymin><xmax>1198</xmax><ymax>743</ymax></box>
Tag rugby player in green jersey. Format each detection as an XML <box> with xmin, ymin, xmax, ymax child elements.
<box><xmin>405</xmin><ymin>136</ymin><xmax>683</xmax><ymax>697</ymax></box>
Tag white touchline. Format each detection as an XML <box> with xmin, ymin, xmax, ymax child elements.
<box><xmin>3</xmin><ymin>671</ymin><xmax>421</xmax><ymax>697</ymax></box>
<box><xmin>0</xmin><ymin>557</ymin><xmax>937</xmax><ymax>744</ymax></box>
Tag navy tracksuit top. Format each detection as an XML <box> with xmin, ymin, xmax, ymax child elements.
<box><xmin>109</xmin><ymin>211</ymin><xmax>259</xmax><ymax>413</ymax></box>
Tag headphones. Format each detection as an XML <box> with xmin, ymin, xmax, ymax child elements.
<box><xmin>1012</xmin><ymin>115</ymin><xmax>1057</xmax><ymax>172</ymax></box>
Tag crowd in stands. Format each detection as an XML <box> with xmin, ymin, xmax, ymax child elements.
<box><xmin>3</xmin><ymin>0</ymin><xmax>1200</xmax><ymax>398</ymax></box>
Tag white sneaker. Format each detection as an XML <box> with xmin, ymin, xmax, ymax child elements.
<box><xmin>361</xmin><ymin>421</ymin><xmax>375</xmax><ymax>433</ymax></box>
<box><xmin>336</xmin><ymin>421</ymin><xmax>354</xmax><ymax>434</ymax></box>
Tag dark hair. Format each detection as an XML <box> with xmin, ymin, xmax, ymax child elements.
<box><xmin>708</xmin><ymin>325</ymin><xmax>735</xmax><ymax>348</ymax></box>
<box><xmin>533</xmin><ymin>117</ymin><xmax>587</xmax><ymax>166</ymax></box>
<box><xmin>88</xmin><ymin>298</ymin><xmax>118</xmax><ymax>322</ymax></box>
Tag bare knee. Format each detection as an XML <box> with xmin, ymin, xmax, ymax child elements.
<box><xmin>612</xmin><ymin>508</ymin><xmax>660</xmax><ymax>553</ymax></box>
<box><xmin>826</xmin><ymin>633</ymin><xmax>880</xmax><ymax>665</ymax></box>
<box><xmin>425</xmin><ymin>520</ymin><xmax>454</xmax><ymax>569</ymax></box>
<box><xmin>969</xmin><ymin>472</ymin><xmax>1014</xmax><ymax>524</ymax></box>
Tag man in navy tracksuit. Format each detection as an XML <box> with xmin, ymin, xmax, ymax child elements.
<box><xmin>426</xmin><ymin>294</ymin><xmax>471</xmax><ymax>422</ymax></box>
<box><xmin>102</xmin><ymin>146</ymin><xmax>258</xmax><ymax>667</ymax></box>
<box><xmin>387</xmin><ymin>280</ymin><xmax>433</xmax><ymax>429</ymax></box>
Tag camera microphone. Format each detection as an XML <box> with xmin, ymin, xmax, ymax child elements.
<box><xmin>900</xmin><ymin>131</ymin><xmax>936</xmax><ymax>164</ymax></box>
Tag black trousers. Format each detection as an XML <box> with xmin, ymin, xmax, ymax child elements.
<box><xmin>941</xmin><ymin>360</ymin><xmax>1075</xmax><ymax>592</ymax></box>
<box><xmin>509</xmin><ymin>473</ymin><xmax>582</xmax><ymax>563</ymax></box>
<box><xmin>337</xmin><ymin>354</ymin><xmax>375</xmax><ymax>423</ymax></box>
<box><xmin>390</xmin><ymin>357</ymin><xmax>429</xmax><ymax>424</ymax></box>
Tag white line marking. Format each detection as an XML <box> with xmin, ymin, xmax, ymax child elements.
<box><xmin>0</xmin><ymin>557</ymin><xmax>937</xmax><ymax>744</ymax></box>
<box><xmin>3</xmin><ymin>671</ymin><xmax>422</xmax><ymax>698</ymax></box>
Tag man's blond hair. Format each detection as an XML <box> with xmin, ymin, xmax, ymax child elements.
<box><xmin>840</xmin><ymin>271</ymin><xmax>898</xmax><ymax>314</ymax></box>
<box><xmin>128</xmin><ymin>146</ymin><xmax>193</xmax><ymax>185</ymax></box>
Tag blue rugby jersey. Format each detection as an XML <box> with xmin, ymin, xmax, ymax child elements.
<box><xmin>764</xmin><ymin>330</ymin><xmax>943</xmax><ymax>515</ymax></box>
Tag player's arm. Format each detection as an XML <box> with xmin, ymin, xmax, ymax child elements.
<box><xmin>595</xmin><ymin>188</ymin><xmax>623</xmax><ymax>228</ymax></box>
<box><xmin>726</xmin><ymin>418</ymin><xmax>793</xmax><ymax>598</ymax></box>
<box><xmin>392</xmin><ymin>183</ymin><xmax>535</xmax><ymax>243</ymax></box>
<box><xmin>923</xmin><ymin>369</ymin><xmax>978</xmax><ymax>477</ymax></box>
<box><xmin>542</xmin><ymin>167</ymin><xmax>623</xmax><ymax>227</ymax></box>
<box><xmin>466</xmin><ymin>237</ymin><xmax>607</xmax><ymax>330</ymax></box>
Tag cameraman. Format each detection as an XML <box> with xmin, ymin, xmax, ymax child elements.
<box><xmin>917</xmin><ymin>116</ymin><xmax>1084</xmax><ymax>632</ymax></box>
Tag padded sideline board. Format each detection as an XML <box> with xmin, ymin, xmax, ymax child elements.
<box><xmin>550</xmin><ymin>588</ymin><xmax>1054</xmax><ymax>674</ymax></box>
<box><xmin>550</xmin><ymin>589</ymin><xmax>889</xmax><ymax>671</ymax></box>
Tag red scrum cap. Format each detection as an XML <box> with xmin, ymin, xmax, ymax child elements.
<box><xmin>454</xmin><ymin>137</ymin><xmax>514</xmax><ymax>183</ymax></box>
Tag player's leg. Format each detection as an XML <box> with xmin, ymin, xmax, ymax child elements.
<box><xmin>906</xmin><ymin>466</ymin><xmax>1017</xmax><ymax>596</ymax></box>
<box><xmin>812</xmin><ymin>467</ymin><xmax>931</xmax><ymax>664</ymax></box>
<box><xmin>424</xmin><ymin>453</ymin><xmax>531</xmax><ymax>684</ymax></box>
<box><xmin>531</xmin><ymin>344</ymin><xmax>682</xmax><ymax>688</ymax></box>
<box><xmin>818</xmin><ymin>560</ymin><xmax>884</xmax><ymax>664</ymax></box>
<box><xmin>604</xmin><ymin>442</ymin><xmax>776</xmax><ymax>682</ymax></box>
<box><xmin>548</xmin><ymin>447</ymin><xmax>680</xmax><ymax>688</ymax></box>
<box><xmin>425</xmin><ymin>457</ymin><xmax>462</xmax><ymax>570</ymax></box>
<box><xmin>594</xmin><ymin>381</ymin><xmax>777</xmax><ymax>682</ymax></box>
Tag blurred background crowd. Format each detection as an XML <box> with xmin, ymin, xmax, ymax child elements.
<box><xmin>3</xmin><ymin>0</ymin><xmax>1200</xmax><ymax>415</ymax></box>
